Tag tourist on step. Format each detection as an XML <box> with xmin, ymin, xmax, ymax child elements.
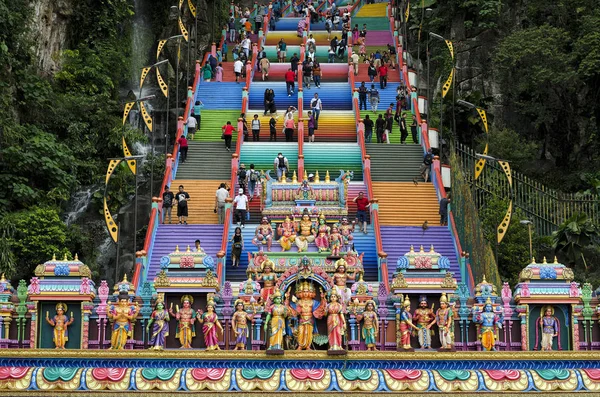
<box><xmin>290</xmin><ymin>53</ymin><xmax>300</xmax><ymax>76</ymax></box>
<box><xmin>237</xmin><ymin>163</ymin><xmax>248</xmax><ymax>193</ymax></box>
<box><xmin>175</xmin><ymin>185</ymin><xmax>190</xmax><ymax>225</ymax></box>
<box><xmin>221</xmin><ymin>120</ymin><xmax>234</xmax><ymax>151</ymax></box>
<box><xmin>310</xmin><ymin>93</ymin><xmax>322</xmax><ymax>127</ymax></box>
<box><xmin>378</xmin><ymin>63</ymin><xmax>388</xmax><ymax>89</ymax></box>
<box><xmin>228</xmin><ymin>15</ymin><xmax>236</xmax><ymax>42</ymax></box>
<box><xmin>303</xmin><ymin>58</ymin><xmax>313</xmax><ymax>89</ymax></box>
<box><xmin>233</xmin><ymin>58</ymin><xmax>244</xmax><ymax>83</ymax></box>
<box><xmin>410</xmin><ymin>118</ymin><xmax>419</xmax><ymax>143</ymax></box>
<box><xmin>284</xmin><ymin>113</ymin><xmax>296</xmax><ymax>142</ymax></box>
<box><xmin>439</xmin><ymin>195</ymin><xmax>450</xmax><ymax>226</ymax></box>
<box><xmin>369</xmin><ymin>84</ymin><xmax>380</xmax><ymax>112</ymax></box>
<box><xmin>177</xmin><ymin>134</ymin><xmax>189</xmax><ymax>162</ymax></box>
<box><xmin>240</xmin><ymin>112</ymin><xmax>249</xmax><ymax>141</ymax></box>
<box><xmin>234</xmin><ymin>188</ymin><xmax>249</xmax><ymax>228</ymax></box>
<box><xmin>269</xmin><ymin>116</ymin><xmax>277</xmax><ymax>141</ymax></box>
<box><xmin>400</xmin><ymin>113</ymin><xmax>408</xmax><ymax>144</ymax></box>
<box><xmin>260</xmin><ymin>56</ymin><xmax>270</xmax><ymax>80</ymax></box>
<box><xmin>353</xmin><ymin>191</ymin><xmax>371</xmax><ymax>234</ymax></box>
<box><xmin>367</xmin><ymin>62</ymin><xmax>377</xmax><ymax>83</ymax></box>
<box><xmin>306</xmin><ymin>34</ymin><xmax>316</xmax><ymax>49</ymax></box>
<box><xmin>358</xmin><ymin>82</ymin><xmax>368</xmax><ymax>110</ymax></box>
<box><xmin>202</xmin><ymin>62</ymin><xmax>212</xmax><ymax>82</ymax></box>
<box><xmin>308</xmin><ymin>110</ymin><xmax>316</xmax><ymax>143</ymax></box>
<box><xmin>192</xmin><ymin>100</ymin><xmax>203</xmax><ymax>130</ymax></box>
<box><xmin>162</xmin><ymin>185</ymin><xmax>174</xmax><ymax>224</ymax></box>
<box><xmin>351</xmin><ymin>51</ymin><xmax>360</xmax><ymax>76</ymax></box>
<box><xmin>285</xmin><ymin>68</ymin><xmax>296</xmax><ymax>96</ymax></box>
<box><xmin>247</xmin><ymin>164</ymin><xmax>260</xmax><ymax>200</ymax></box>
<box><xmin>312</xmin><ymin>60</ymin><xmax>322</xmax><ymax>88</ymax></box>
<box><xmin>241</xmin><ymin>37</ymin><xmax>251</xmax><ymax>59</ymax></box>
<box><xmin>251</xmin><ymin>114</ymin><xmax>261</xmax><ymax>141</ymax></box>
<box><xmin>185</xmin><ymin>113</ymin><xmax>197</xmax><ymax>140</ymax></box>
<box><xmin>214</xmin><ymin>183</ymin><xmax>229</xmax><ymax>224</ymax></box>
<box><xmin>230</xmin><ymin>227</ymin><xmax>244</xmax><ymax>267</ymax></box>
<box><xmin>274</xmin><ymin>153</ymin><xmax>289</xmax><ymax>180</ymax></box>
<box><xmin>363</xmin><ymin>114</ymin><xmax>374</xmax><ymax>143</ymax></box>
<box><xmin>194</xmin><ymin>239</ymin><xmax>204</xmax><ymax>253</ymax></box>
<box><xmin>278</xmin><ymin>38</ymin><xmax>287</xmax><ymax>63</ymax></box>
<box><xmin>375</xmin><ymin>114</ymin><xmax>385</xmax><ymax>143</ymax></box>
<box><xmin>420</xmin><ymin>148</ymin><xmax>434</xmax><ymax>182</ymax></box>
<box><xmin>215</xmin><ymin>63</ymin><xmax>224</xmax><ymax>82</ymax></box>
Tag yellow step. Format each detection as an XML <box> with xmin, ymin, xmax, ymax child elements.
<box><xmin>372</xmin><ymin>182</ymin><xmax>440</xmax><ymax>226</ymax></box>
<box><xmin>168</xmin><ymin>179</ymin><xmax>227</xmax><ymax>224</ymax></box>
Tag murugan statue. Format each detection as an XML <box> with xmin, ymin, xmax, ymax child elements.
<box><xmin>314</xmin><ymin>214</ymin><xmax>331</xmax><ymax>252</ymax></box>
<box><xmin>285</xmin><ymin>281</ymin><xmax>326</xmax><ymax>350</ymax></box>
<box><xmin>264</xmin><ymin>290</ymin><xmax>288</xmax><ymax>352</ymax></box>
<box><xmin>413</xmin><ymin>295</ymin><xmax>435</xmax><ymax>349</ymax></box>
<box><xmin>169</xmin><ymin>295</ymin><xmax>196</xmax><ymax>349</ymax></box>
<box><xmin>196</xmin><ymin>298</ymin><xmax>223</xmax><ymax>351</ymax></box>
<box><xmin>434</xmin><ymin>293</ymin><xmax>454</xmax><ymax>350</ymax></box>
<box><xmin>325</xmin><ymin>291</ymin><xmax>347</xmax><ymax>352</ymax></box>
<box><xmin>329</xmin><ymin>225</ymin><xmax>343</xmax><ymax>257</ymax></box>
<box><xmin>332</xmin><ymin>259</ymin><xmax>356</xmax><ymax>304</ymax></box>
<box><xmin>295</xmin><ymin>212</ymin><xmax>316</xmax><ymax>252</ymax></box>
<box><xmin>538</xmin><ymin>305</ymin><xmax>559</xmax><ymax>351</ymax></box>
<box><xmin>278</xmin><ymin>216</ymin><xmax>297</xmax><ymax>251</ymax></box>
<box><xmin>252</xmin><ymin>216</ymin><xmax>274</xmax><ymax>251</ymax></box>
<box><xmin>397</xmin><ymin>295</ymin><xmax>417</xmax><ymax>350</ymax></box>
<box><xmin>108</xmin><ymin>291</ymin><xmax>139</xmax><ymax>350</ymax></box>
<box><xmin>355</xmin><ymin>299</ymin><xmax>379</xmax><ymax>351</ymax></box>
<box><xmin>231</xmin><ymin>299</ymin><xmax>256</xmax><ymax>350</ymax></box>
<box><xmin>46</xmin><ymin>302</ymin><xmax>74</xmax><ymax>349</ymax></box>
<box><xmin>254</xmin><ymin>257</ymin><xmax>277</xmax><ymax>303</ymax></box>
<box><xmin>338</xmin><ymin>217</ymin><xmax>355</xmax><ymax>247</ymax></box>
<box><xmin>146</xmin><ymin>297</ymin><xmax>170</xmax><ymax>350</ymax></box>
<box><xmin>474</xmin><ymin>298</ymin><xmax>503</xmax><ymax>351</ymax></box>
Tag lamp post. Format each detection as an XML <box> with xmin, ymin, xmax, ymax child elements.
<box><xmin>520</xmin><ymin>220</ymin><xmax>534</xmax><ymax>262</ymax></box>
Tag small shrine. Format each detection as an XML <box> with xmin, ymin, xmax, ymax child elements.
<box><xmin>514</xmin><ymin>257</ymin><xmax>581</xmax><ymax>351</ymax></box>
<box><xmin>153</xmin><ymin>245</ymin><xmax>219</xmax><ymax>294</ymax></box>
<box><xmin>27</xmin><ymin>253</ymin><xmax>96</xmax><ymax>349</ymax></box>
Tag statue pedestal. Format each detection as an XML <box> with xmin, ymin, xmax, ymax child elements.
<box><xmin>437</xmin><ymin>347</ymin><xmax>456</xmax><ymax>352</ymax></box>
<box><xmin>266</xmin><ymin>349</ymin><xmax>284</xmax><ymax>355</ymax></box>
<box><xmin>327</xmin><ymin>349</ymin><xmax>347</xmax><ymax>356</ymax></box>
<box><xmin>397</xmin><ymin>347</ymin><xmax>415</xmax><ymax>352</ymax></box>
<box><xmin>295</xmin><ymin>199</ymin><xmax>316</xmax><ymax>207</ymax></box>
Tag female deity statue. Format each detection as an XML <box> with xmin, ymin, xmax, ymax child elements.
<box><xmin>314</xmin><ymin>214</ymin><xmax>331</xmax><ymax>252</ymax></box>
<box><xmin>325</xmin><ymin>291</ymin><xmax>346</xmax><ymax>352</ymax></box>
<box><xmin>473</xmin><ymin>298</ymin><xmax>503</xmax><ymax>351</ymax></box>
<box><xmin>108</xmin><ymin>292</ymin><xmax>139</xmax><ymax>350</ymax></box>
<box><xmin>338</xmin><ymin>217</ymin><xmax>355</xmax><ymax>247</ymax></box>
<box><xmin>146</xmin><ymin>298</ymin><xmax>170</xmax><ymax>350</ymax></box>
<box><xmin>196</xmin><ymin>299</ymin><xmax>224</xmax><ymax>351</ymax></box>
<box><xmin>329</xmin><ymin>226</ymin><xmax>343</xmax><ymax>257</ymax></box>
<box><xmin>254</xmin><ymin>257</ymin><xmax>277</xmax><ymax>303</ymax></box>
<box><xmin>296</xmin><ymin>179</ymin><xmax>314</xmax><ymax>200</ymax></box>
<box><xmin>252</xmin><ymin>216</ymin><xmax>274</xmax><ymax>251</ymax></box>
<box><xmin>433</xmin><ymin>293</ymin><xmax>454</xmax><ymax>350</ymax></box>
<box><xmin>277</xmin><ymin>216</ymin><xmax>297</xmax><ymax>251</ymax></box>
<box><xmin>46</xmin><ymin>302</ymin><xmax>74</xmax><ymax>349</ymax></box>
<box><xmin>231</xmin><ymin>299</ymin><xmax>256</xmax><ymax>350</ymax></box>
<box><xmin>264</xmin><ymin>291</ymin><xmax>288</xmax><ymax>351</ymax></box>
<box><xmin>169</xmin><ymin>295</ymin><xmax>196</xmax><ymax>349</ymax></box>
<box><xmin>355</xmin><ymin>299</ymin><xmax>379</xmax><ymax>351</ymax></box>
<box><xmin>537</xmin><ymin>305</ymin><xmax>559</xmax><ymax>351</ymax></box>
<box><xmin>285</xmin><ymin>281</ymin><xmax>326</xmax><ymax>350</ymax></box>
<box><xmin>332</xmin><ymin>259</ymin><xmax>356</xmax><ymax>304</ymax></box>
<box><xmin>295</xmin><ymin>213</ymin><xmax>316</xmax><ymax>252</ymax></box>
<box><xmin>396</xmin><ymin>295</ymin><xmax>417</xmax><ymax>350</ymax></box>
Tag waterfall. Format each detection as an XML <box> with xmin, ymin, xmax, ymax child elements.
<box><xmin>130</xmin><ymin>0</ymin><xmax>154</xmax><ymax>90</ymax></box>
<box><xmin>63</xmin><ymin>186</ymin><xmax>102</xmax><ymax>226</ymax></box>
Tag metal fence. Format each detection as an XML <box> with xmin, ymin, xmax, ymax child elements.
<box><xmin>456</xmin><ymin>142</ymin><xmax>600</xmax><ymax>236</ymax></box>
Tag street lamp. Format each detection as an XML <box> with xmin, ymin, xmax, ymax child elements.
<box><xmin>429</xmin><ymin>32</ymin><xmax>455</xmax><ymax>146</ymax></box>
<box><xmin>520</xmin><ymin>220</ymin><xmax>534</xmax><ymax>262</ymax></box>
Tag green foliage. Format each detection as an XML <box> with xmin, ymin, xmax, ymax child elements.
<box><xmin>476</xmin><ymin>127</ymin><xmax>539</xmax><ymax>171</ymax></box>
<box><xmin>552</xmin><ymin>213</ymin><xmax>600</xmax><ymax>269</ymax></box>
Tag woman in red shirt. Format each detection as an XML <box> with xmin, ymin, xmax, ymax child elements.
<box><xmin>222</xmin><ymin>121</ymin><xmax>235</xmax><ymax>151</ymax></box>
<box><xmin>284</xmin><ymin>115</ymin><xmax>295</xmax><ymax>142</ymax></box>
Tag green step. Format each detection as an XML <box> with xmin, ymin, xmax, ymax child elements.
<box><xmin>349</xmin><ymin>17</ymin><xmax>390</xmax><ymax>31</ymax></box>
<box><xmin>239</xmin><ymin>142</ymin><xmax>299</xmax><ymax>176</ymax></box>
<box><xmin>366</xmin><ymin>144</ymin><xmax>423</xmax><ymax>182</ymax></box>
<box><xmin>303</xmin><ymin>143</ymin><xmax>363</xmax><ymax>181</ymax></box>
<box><xmin>176</xmin><ymin>142</ymin><xmax>233</xmax><ymax>180</ymax></box>
<box><xmin>363</xmin><ymin>110</ymin><xmax>415</xmax><ymax>144</ymax></box>
<box><xmin>195</xmin><ymin>110</ymin><xmax>241</xmax><ymax>142</ymax></box>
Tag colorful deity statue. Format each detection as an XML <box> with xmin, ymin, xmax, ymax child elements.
<box><xmin>146</xmin><ymin>297</ymin><xmax>170</xmax><ymax>350</ymax></box>
<box><xmin>45</xmin><ymin>302</ymin><xmax>74</xmax><ymax>349</ymax></box>
<box><xmin>355</xmin><ymin>299</ymin><xmax>379</xmax><ymax>351</ymax></box>
<box><xmin>295</xmin><ymin>212</ymin><xmax>316</xmax><ymax>252</ymax></box>
<box><xmin>254</xmin><ymin>257</ymin><xmax>277</xmax><ymax>303</ymax></box>
<box><xmin>474</xmin><ymin>298</ymin><xmax>503</xmax><ymax>351</ymax></box>
<box><xmin>252</xmin><ymin>216</ymin><xmax>274</xmax><ymax>251</ymax></box>
<box><xmin>397</xmin><ymin>295</ymin><xmax>417</xmax><ymax>350</ymax></box>
<box><xmin>434</xmin><ymin>293</ymin><xmax>454</xmax><ymax>350</ymax></box>
<box><xmin>169</xmin><ymin>295</ymin><xmax>196</xmax><ymax>349</ymax></box>
<box><xmin>329</xmin><ymin>226</ymin><xmax>343</xmax><ymax>257</ymax></box>
<box><xmin>314</xmin><ymin>213</ymin><xmax>331</xmax><ymax>252</ymax></box>
<box><xmin>285</xmin><ymin>281</ymin><xmax>326</xmax><ymax>350</ymax></box>
<box><xmin>264</xmin><ymin>290</ymin><xmax>288</xmax><ymax>352</ymax></box>
<box><xmin>413</xmin><ymin>295</ymin><xmax>435</xmax><ymax>349</ymax></box>
<box><xmin>108</xmin><ymin>292</ymin><xmax>139</xmax><ymax>350</ymax></box>
<box><xmin>231</xmin><ymin>299</ymin><xmax>256</xmax><ymax>350</ymax></box>
<box><xmin>278</xmin><ymin>216</ymin><xmax>297</xmax><ymax>251</ymax></box>
<box><xmin>196</xmin><ymin>299</ymin><xmax>223</xmax><ymax>351</ymax></box>
<box><xmin>296</xmin><ymin>179</ymin><xmax>314</xmax><ymax>200</ymax></box>
<box><xmin>338</xmin><ymin>217</ymin><xmax>355</xmax><ymax>247</ymax></box>
<box><xmin>325</xmin><ymin>291</ymin><xmax>347</xmax><ymax>352</ymax></box>
<box><xmin>332</xmin><ymin>259</ymin><xmax>356</xmax><ymax>304</ymax></box>
<box><xmin>538</xmin><ymin>305</ymin><xmax>559</xmax><ymax>351</ymax></box>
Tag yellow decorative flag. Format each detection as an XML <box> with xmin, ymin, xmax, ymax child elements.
<box><xmin>498</xmin><ymin>160</ymin><xmax>513</xmax><ymax>187</ymax></box>
<box><xmin>477</xmin><ymin>108</ymin><xmax>488</xmax><ymax>133</ymax></box>
<box><xmin>156</xmin><ymin>67</ymin><xmax>169</xmax><ymax>97</ymax></box>
<box><xmin>179</xmin><ymin>17</ymin><xmax>189</xmax><ymax>42</ymax></box>
<box><xmin>404</xmin><ymin>1</ymin><xmax>410</xmax><ymax>21</ymax></box>
<box><xmin>122</xmin><ymin>102</ymin><xmax>135</xmax><ymax>125</ymax></box>
<box><xmin>122</xmin><ymin>136</ymin><xmax>137</xmax><ymax>175</ymax></box>
<box><xmin>497</xmin><ymin>200</ymin><xmax>513</xmax><ymax>244</ymax></box>
<box><xmin>140</xmin><ymin>67</ymin><xmax>151</xmax><ymax>89</ymax></box>
<box><xmin>445</xmin><ymin>39</ymin><xmax>454</xmax><ymax>60</ymax></box>
<box><xmin>188</xmin><ymin>0</ymin><xmax>196</xmax><ymax>17</ymax></box>
<box><xmin>442</xmin><ymin>68</ymin><xmax>453</xmax><ymax>98</ymax></box>
<box><xmin>179</xmin><ymin>0</ymin><xmax>184</xmax><ymax>9</ymax></box>
<box><xmin>104</xmin><ymin>197</ymin><xmax>120</xmax><ymax>243</ymax></box>
<box><xmin>474</xmin><ymin>143</ymin><xmax>488</xmax><ymax>180</ymax></box>
<box><xmin>156</xmin><ymin>39</ymin><xmax>167</xmax><ymax>60</ymax></box>
<box><xmin>139</xmin><ymin>101</ymin><xmax>153</xmax><ymax>132</ymax></box>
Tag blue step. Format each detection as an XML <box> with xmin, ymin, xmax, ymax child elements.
<box><xmin>196</xmin><ymin>82</ymin><xmax>243</xmax><ymax>110</ymax></box>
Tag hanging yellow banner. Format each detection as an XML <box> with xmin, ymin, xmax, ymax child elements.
<box><xmin>179</xmin><ymin>17</ymin><xmax>189</xmax><ymax>42</ymax></box>
<box><xmin>442</xmin><ymin>68</ymin><xmax>453</xmax><ymax>98</ymax></box>
<box><xmin>156</xmin><ymin>67</ymin><xmax>169</xmax><ymax>97</ymax></box>
<box><xmin>140</xmin><ymin>67</ymin><xmax>151</xmax><ymax>89</ymax></box>
<box><xmin>188</xmin><ymin>0</ymin><xmax>196</xmax><ymax>17</ymax></box>
<box><xmin>122</xmin><ymin>102</ymin><xmax>135</xmax><ymax>125</ymax></box>
<box><xmin>122</xmin><ymin>136</ymin><xmax>137</xmax><ymax>175</ymax></box>
<box><xmin>404</xmin><ymin>1</ymin><xmax>410</xmax><ymax>21</ymax></box>
<box><xmin>139</xmin><ymin>101</ymin><xmax>153</xmax><ymax>132</ymax></box>
<box><xmin>445</xmin><ymin>39</ymin><xmax>454</xmax><ymax>60</ymax></box>
<box><xmin>104</xmin><ymin>197</ymin><xmax>119</xmax><ymax>243</ymax></box>
<box><xmin>498</xmin><ymin>160</ymin><xmax>513</xmax><ymax>187</ymax></box>
<box><xmin>179</xmin><ymin>0</ymin><xmax>184</xmax><ymax>9</ymax></box>
<box><xmin>497</xmin><ymin>200</ymin><xmax>512</xmax><ymax>244</ymax></box>
<box><xmin>477</xmin><ymin>108</ymin><xmax>488</xmax><ymax>133</ymax></box>
<box><xmin>156</xmin><ymin>39</ymin><xmax>167</xmax><ymax>60</ymax></box>
<box><xmin>474</xmin><ymin>143</ymin><xmax>488</xmax><ymax>180</ymax></box>
<box><xmin>105</xmin><ymin>159</ymin><xmax>121</xmax><ymax>185</ymax></box>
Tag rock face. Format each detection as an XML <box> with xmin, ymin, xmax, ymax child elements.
<box><xmin>29</xmin><ymin>0</ymin><xmax>73</xmax><ymax>74</ymax></box>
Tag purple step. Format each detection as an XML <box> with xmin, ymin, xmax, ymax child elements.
<box><xmin>380</xmin><ymin>226</ymin><xmax>461</xmax><ymax>283</ymax></box>
<box><xmin>363</xmin><ymin>31</ymin><xmax>394</xmax><ymax>46</ymax></box>
<box><xmin>147</xmin><ymin>224</ymin><xmax>224</xmax><ymax>280</ymax></box>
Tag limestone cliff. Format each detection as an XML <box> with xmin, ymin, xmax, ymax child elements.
<box><xmin>29</xmin><ymin>0</ymin><xmax>73</xmax><ymax>74</ymax></box>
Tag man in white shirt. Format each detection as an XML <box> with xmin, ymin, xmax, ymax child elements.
<box><xmin>233</xmin><ymin>59</ymin><xmax>244</xmax><ymax>83</ymax></box>
<box><xmin>233</xmin><ymin>188</ymin><xmax>249</xmax><ymax>228</ymax></box>
<box><xmin>214</xmin><ymin>183</ymin><xmax>229</xmax><ymax>224</ymax></box>
<box><xmin>241</xmin><ymin>37</ymin><xmax>251</xmax><ymax>58</ymax></box>
<box><xmin>185</xmin><ymin>115</ymin><xmax>197</xmax><ymax>139</ymax></box>
<box><xmin>310</xmin><ymin>93</ymin><xmax>322</xmax><ymax>127</ymax></box>
<box><xmin>306</xmin><ymin>34</ymin><xmax>316</xmax><ymax>49</ymax></box>
<box><xmin>351</xmin><ymin>52</ymin><xmax>360</xmax><ymax>76</ymax></box>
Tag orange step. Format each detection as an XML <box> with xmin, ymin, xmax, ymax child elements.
<box><xmin>167</xmin><ymin>179</ymin><xmax>228</xmax><ymax>224</ymax></box>
<box><xmin>372</xmin><ymin>182</ymin><xmax>440</xmax><ymax>226</ymax></box>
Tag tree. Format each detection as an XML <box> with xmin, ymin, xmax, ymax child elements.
<box><xmin>552</xmin><ymin>212</ymin><xmax>600</xmax><ymax>270</ymax></box>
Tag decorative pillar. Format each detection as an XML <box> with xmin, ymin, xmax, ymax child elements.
<box><xmin>377</xmin><ymin>282</ymin><xmax>388</xmax><ymax>350</ymax></box>
<box><xmin>81</xmin><ymin>302</ymin><xmax>94</xmax><ymax>349</ymax></box>
<box><xmin>96</xmin><ymin>280</ymin><xmax>109</xmax><ymax>349</ymax></box>
<box><xmin>516</xmin><ymin>305</ymin><xmax>528</xmax><ymax>351</ymax></box>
